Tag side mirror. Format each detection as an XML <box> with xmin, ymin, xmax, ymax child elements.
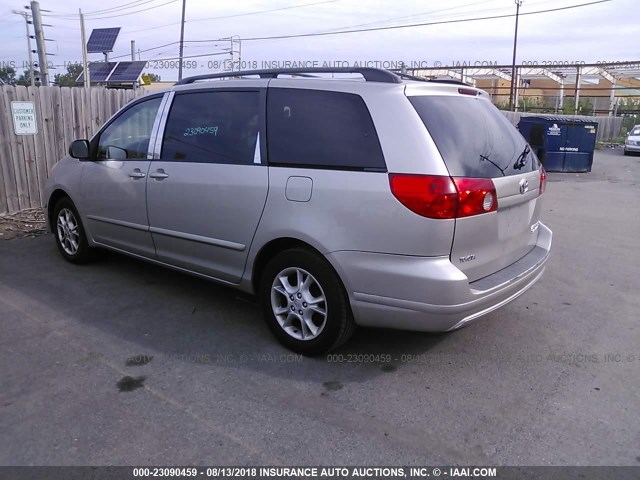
<box><xmin>106</xmin><ymin>145</ymin><xmax>128</xmax><ymax>160</ymax></box>
<box><xmin>69</xmin><ymin>139</ymin><xmax>90</xmax><ymax>160</ymax></box>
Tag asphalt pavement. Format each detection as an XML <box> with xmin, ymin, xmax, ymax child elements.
<box><xmin>1</xmin><ymin>149</ymin><xmax>639</xmax><ymax>466</ymax></box>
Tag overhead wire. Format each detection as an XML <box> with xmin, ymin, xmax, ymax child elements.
<box><xmin>238</xmin><ymin>0</ymin><xmax>613</xmax><ymax>42</ymax></box>
<box><xmin>44</xmin><ymin>0</ymin><xmax>160</xmax><ymax>17</ymax></box>
<box><xmin>43</xmin><ymin>0</ymin><xmax>179</xmax><ymax>20</ymax></box>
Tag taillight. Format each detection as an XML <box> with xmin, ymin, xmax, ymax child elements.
<box><xmin>539</xmin><ymin>166</ymin><xmax>547</xmax><ymax>195</ymax></box>
<box><xmin>388</xmin><ymin>174</ymin><xmax>458</xmax><ymax>219</ymax></box>
<box><xmin>389</xmin><ymin>174</ymin><xmax>497</xmax><ymax>219</ymax></box>
<box><xmin>452</xmin><ymin>177</ymin><xmax>497</xmax><ymax>217</ymax></box>
<box><xmin>458</xmin><ymin>88</ymin><xmax>478</xmax><ymax>96</ymax></box>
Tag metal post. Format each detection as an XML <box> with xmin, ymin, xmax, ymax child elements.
<box><xmin>14</xmin><ymin>11</ymin><xmax>36</xmax><ymax>86</ymax></box>
<box><xmin>178</xmin><ymin>0</ymin><xmax>186</xmax><ymax>81</ymax></box>
<box><xmin>30</xmin><ymin>1</ymin><xmax>49</xmax><ymax>85</ymax></box>
<box><xmin>131</xmin><ymin>40</ymin><xmax>136</xmax><ymax>61</ymax></box>
<box><xmin>608</xmin><ymin>79</ymin><xmax>616</xmax><ymax>117</ymax></box>
<box><xmin>508</xmin><ymin>0</ymin><xmax>522</xmax><ymax>111</ymax></box>
<box><xmin>574</xmin><ymin>66</ymin><xmax>582</xmax><ymax>116</ymax></box>
<box><xmin>79</xmin><ymin>9</ymin><xmax>90</xmax><ymax>88</ymax></box>
<box><xmin>514</xmin><ymin>71</ymin><xmax>520</xmax><ymax>112</ymax></box>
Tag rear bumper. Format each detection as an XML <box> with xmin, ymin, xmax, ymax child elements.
<box><xmin>327</xmin><ymin>222</ymin><xmax>552</xmax><ymax>332</ymax></box>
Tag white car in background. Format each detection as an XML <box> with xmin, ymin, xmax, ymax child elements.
<box><xmin>624</xmin><ymin>125</ymin><xmax>640</xmax><ymax>155</ymax></box>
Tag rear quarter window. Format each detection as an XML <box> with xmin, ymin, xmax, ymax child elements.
<box><xmin>267</xmin><ymin>88</ymin><xmax>386</xmax><ymax>171</ymax></box>
<box><xmin>409</xmin><ymin>95</ymin><xmax>538</xmax><ymax>178</ymax></box>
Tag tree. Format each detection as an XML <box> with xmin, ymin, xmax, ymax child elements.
<box><xmin>562</xmin><ymin>98</ymin><xmax>594</xmax><ymax>116</ymax></box>
<box><xmin>0</xmin><ymin>65</ymin><xmax>17</xmax><ymax>85</ymax></box>
<box><xmin>16</xmin><ymin>69</ymin><xmax>40</xmax><ymax>86</ymax></box>
<box><xmin>143</xmin><ymin>72</ymin><xmax>161</xmax><ymax>83</ymax></box>
<box><xmin>54</xmin><ymin>63</ymin><xmax>84</xmax><ymax>87</ymax></box>
<box><xmin>517</xmin><ymin>96</ymin><xmax>541</xmax><ymax>113</ymax></box>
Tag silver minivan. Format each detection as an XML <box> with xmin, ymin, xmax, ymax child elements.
<box><xmin>44</xmin><ymin>68</ymin><xmax>552</xmax><ymax>355</ymax></box>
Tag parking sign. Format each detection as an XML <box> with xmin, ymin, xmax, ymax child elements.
<box><xmin>11</xmin><ymin>101</ymin><xmax>38</xmax><ymax>135</ymax></box>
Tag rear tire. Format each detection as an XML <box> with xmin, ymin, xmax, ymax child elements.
<box><xmin>259</xmin><ymin>248</ymin><xmax>355</xmax><ymax>355</ymax></box>
<box><xmin>53</xmin><ymin>197</ymin><xmax>97</xmax><ymax>264</ymax></box>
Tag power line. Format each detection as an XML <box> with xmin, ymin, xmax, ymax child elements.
<box><xmin>109</xmin><ymin>40</ymin><xmax>230</xmax><ymax>60</ymax></box>
<box><xmin>44</xmin><ymin>0</ymin><xmax>160</xmax><ymax>17</ymax></box>
<box><xmin>110</xmin><ymin>41</ymin><xmax>180</xmax><ymax>60</ymax></box>
<box><xmin>101</xmin><ymin>0</ymin><xmax>612</xmax><ymax>64</ymax></box>
<box><xmin>238</xmin><ymin>0</ymin><xmax>612</xmax><ymax>42</ymax></box>
<box><xmin>190</xmin><ymin>0</ymin><xmax>339</xmax><ymax>23</ymax></box>
<box><xmin>316</xmin><ymin>0</ymin><xmax>494</xmax><ymax>33</ymax></box>
<box><xmin>122</xmin><ymin>0</ymin><xmax>340</xmax><ymax>35</ymax></box>
<box><xmin>92</xmin><ymin>0</ymin><xmax>177</xmax><ymax>19</ymax></box>
<box><xmin>43</xmin><ymin>0</ymin><xmax>179</xmax><ymax>20</ymax></box>
<box><xmin>83</xmin><ymin>0</ymin><xmax>161</xmax><ymax>16</ymax></box>
<box><xmin>46</xmin><ymin>0</ymin><xmax>614</xmax><ymax>70</ymax></box>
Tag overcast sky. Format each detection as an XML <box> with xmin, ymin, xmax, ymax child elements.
<box><xmin>0</xmin><ymin>0</ymin><xmax>635</xmax><ymax>81</ymax></box>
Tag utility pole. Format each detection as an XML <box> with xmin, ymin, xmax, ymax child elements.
<box><xmin>30</xmin><ymin>1</ymin><xmax>49</xmax><ymax>86</ymax></box>
<box><xmin>131</xmin><ymin>40</ymin><xmax>136</xmax><ymax>61</ymax></box>
<box><xmin>13</xmin><ymin>10</ymin><xmax>35</xmax><ymax>86</ymax></box>
<box><xmin>508</xmin><ymin>0</ymin><xmax>523</xmax><ymax>111</ymax></box>
<box><xmin>79</xmin><ymin>9</ymin><xmax>90</xmax><ymax>88</ymax></box>
<box><xmin>178</xmin><ymin>0</ymin><xmax>186</xmax><ymax>81</ymax></box>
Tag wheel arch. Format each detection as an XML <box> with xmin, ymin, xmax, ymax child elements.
<box><xmin>250</xmin><ymin>237</ymin><xmax>325</xmax><ymax>292</ymax></box>
<box><xmin>47</xmin><ymin>188</ymin><xmax>73</xmax><ymax>232</ymax></box>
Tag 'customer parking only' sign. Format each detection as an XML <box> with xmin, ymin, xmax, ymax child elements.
<box><xmin>11</xmin><ymin>101</ymin><xmax>37</xmax><ymax>135</ymax></box>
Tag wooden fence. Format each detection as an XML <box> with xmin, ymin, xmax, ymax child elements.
<box><xmin>0</xmin><ymin>86</ymin><xmax>139</xmax><ymax>215</ymax></box>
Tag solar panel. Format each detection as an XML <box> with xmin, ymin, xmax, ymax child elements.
<box><xmin>76</xmin><ymin>62</ymin><xmax>118</xmax><ymax>83</ymax></box>
<box><xmin>86</xmin><ymin>28</ymin><xmax>121</xmax><ymax>53</ymax></box>
<box><xmin>106</xmin><ymin>61</ymin><xmax>147</xmax><ymax>83</ymax></box>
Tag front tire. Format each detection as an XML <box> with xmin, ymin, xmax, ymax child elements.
<box><xmin>53</xmin><ymin>197</ymin><xmax>96</xmax><ymax>264</ymax></box>
<box><xmin>259</xmin><ymin>248</ymin><xmax>355</xmax><ymax>355</ymax></box>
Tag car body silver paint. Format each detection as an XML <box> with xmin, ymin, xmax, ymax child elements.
<box><xmin>625</xmin><ymin>128</ymin><xmax>640</xmax><ymax>153</ymax></box>
<box><xmin>45</xmin><ymin>75</ymin><xmax>552</xmax><ymax>333</ymax></box>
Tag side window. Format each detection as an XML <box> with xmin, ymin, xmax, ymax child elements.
<box><xmin>97</xmin><ymin>97</ymin><xmax>162</xmax><ymax>160</ymax></box>
<box><xmin>161</xmin><ymin>91</ymin><xmax>260</xmax><ymax>165</ymax></box>
<box><xmin>267</xmin><ymin>88</ymin><xmax>386</xmax><ymax>170</ymax></box>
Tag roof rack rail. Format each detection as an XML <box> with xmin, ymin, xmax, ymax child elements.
<box><xmin>390</xmin><ymin>71</ymin><xmax>470</xmax><ymax>86</ymax></box>
<box><xmin>175</xmin><ymin>67</ymin><xmax>402</xmax><ymax>85</ymax></box>
<box><xmin>394</xmin><ymin>72</ymin><xmax>429</xmax><ymax>82</ymax></box>
<box><xmin>420</xmin><ymin>78</ymin><xmax>469</xmax><ymax>86</ymax></box>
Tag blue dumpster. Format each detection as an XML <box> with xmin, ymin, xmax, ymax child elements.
<box><xmin>517</xmin><ymin>115</ymin><xmax>598</xmax><ymax>172</ymax></box>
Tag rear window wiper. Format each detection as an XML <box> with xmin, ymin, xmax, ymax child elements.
<box><xmin>479</xmin><ymin>154</ymin><xmax>506</xmax><ymax>176</ymax></box>
<box><xmin>513</xmin><ymin>145</ymin><xmax>530</xmax><ymax>170</ymax></box>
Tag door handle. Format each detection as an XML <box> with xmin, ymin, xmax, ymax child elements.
<box><xmin>149</xmin><ymin>170</ymin><xmax>169</xmax><ymax>180</ymax></box>
<box><xmin>128</xmin><ymin>169</ymin><xmax>146</xmax><ymax>179</ymax></box>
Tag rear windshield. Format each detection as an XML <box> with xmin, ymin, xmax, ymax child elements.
<box><xmin>409</xmin><ymin>95</ymin><xmax>538</xmax><ymax>178</ymax></box>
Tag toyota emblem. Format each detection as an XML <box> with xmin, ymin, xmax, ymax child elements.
<box><xmin>519</xmin><ymin>178</ymin><xmax>529</xmax><ymax>194</ymax></box>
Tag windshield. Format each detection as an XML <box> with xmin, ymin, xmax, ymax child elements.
<box><xmin>409</xmin><ymin>95</ymin><xmax>539</xmax><ymax>177</ymax></box>
<box><xmin>630</xmin><ymin>127</ymin><xmax>640</xmax><ymax>136</ymax></box>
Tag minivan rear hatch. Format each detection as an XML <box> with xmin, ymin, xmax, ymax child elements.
<box><xmin>408</xmin><ymin>92</ymin><xmax>544</xmax><ymax>282</ymax></box>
